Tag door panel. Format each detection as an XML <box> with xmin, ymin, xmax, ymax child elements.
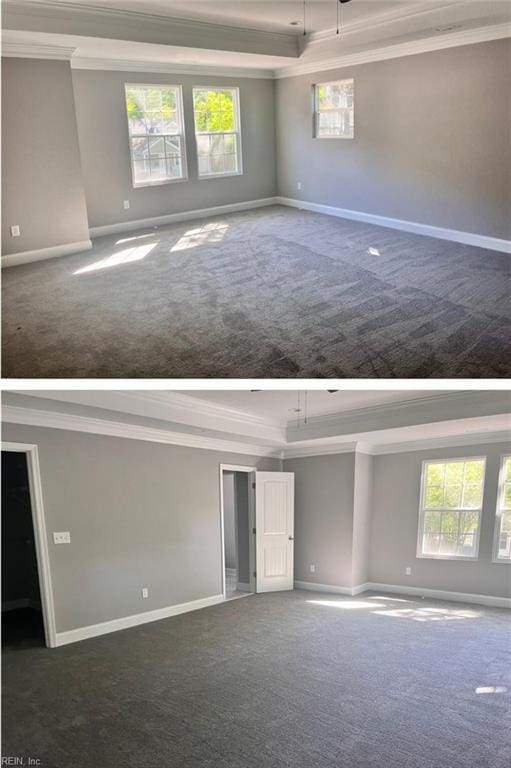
<box><xmin>255</xmin><ymin>472</ymin><xmax>294</xmax><ymax>593</ymax></box>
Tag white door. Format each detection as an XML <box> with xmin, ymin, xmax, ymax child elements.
<box><xmin>255</xmin><ymin>471</ymin><xmax>294</xmax><ymax>593</ymax></box>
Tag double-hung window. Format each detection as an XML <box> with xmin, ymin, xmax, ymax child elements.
<box><xmin>193</xmin><ymin>87</ymin><xmax>242</xmax><ymax>178</ymax></box>
<box><xmin>494</xmin><ymin>456</ymin><xmax>511</xmax><ymax>562</ymax></box>
<box><xmin>125</xmin><ymin>84</ymin><xmax>187</xmax><ymax>187</ymax></box>
<box><xmin>417</xmin><ymin>458</ymin><xmax>486</xmax><ymax>559</ymax></box>
<box><xmin>314</xmin><ymin>79</ymin><xmax>354</xmax><ymax>139</ymax></box>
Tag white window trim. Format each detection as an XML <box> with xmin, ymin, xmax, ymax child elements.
<box><xmin>193</xmin><ymin>86</ymin><xmax>243</xmax><ymax>180</ymax></box>
<box><xmin>313</xmin><ymin>78</ymin><xmax>354</xmax><ymax>140</ymax></box>
<box><xmin>416</xmin><ymin>456</ymin><xmax>486</xmax><ymax>561</ymax></box>
<box><xmin>493</xmin><ymin>455</ymin><xmax>511</xmax><ymax>564</ymax></box>
<box><xmin>125</xmin><ymin>82</ymin><xmax>188</xmax><ymax>189</ymax></box>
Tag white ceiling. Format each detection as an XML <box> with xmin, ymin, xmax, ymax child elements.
<box><xmin>4</xmin><ymin>390</ymin><xmax>510</xmax><ymax>458</ymax></box>
<box><xmin>4</xmin><ymin>0</ymin><xmax>510</xmax><ymax>77</ymax></box>
<box><xmin>16</xmin><ymin>0</ymin><xmax>413</xmax><ymax>35</ymax></box>
<box><xmin>176</xmin><ymin>389</ymin><xmax>439</xmax><ymax>421</ymax></box>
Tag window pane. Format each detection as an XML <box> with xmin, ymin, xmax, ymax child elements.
<box><xmin>149</xmin><ymin>136</ymin><xmax>166</xmax><ymax>158</ymax></box>
<box><xmin>210</xmin><ymin>135</ymin><xmax>224</xmax><ymax>155</ymax></box>
<box><xmin>444</xmin><ymin>485</ymin><xmax>462</xmax><ymax>508</ymax></box>
<box><xmin>166</xmin><ymin>156</ymin><xmax>182</xmax><ymax>178</ymax></box>
<box><xmin>424</xmin><ymin>510</ymin><xmax>441</xmax><ymax>533</ymax></box>
<box><xmin>150</xmin><ymin>158</ymin><xmax>167</xmax><ymax>177</ymax></box>
<box><xmin>210</xmin><ymin>154</ymin><xmax>225</xmax><ymax>174</ymax></box>
<box><xmin>427</xmin><ymin>463</ymin><xmax>444</xmax><ymax>485</ymax></box>
<box><xmin>196</xmin><ymin>135</ymin><xmax>210</xmax><ymax>155</ymax></box>
<box><xmin>198</xmin><ymin>156</ymin><xmax>211</xmax><ymax>175</ymax></box>
<box><xmin>464</xmin><ymin>460</ymin><xmax>484</xmax><ymax>483</ymax></box>
<box><xmin>131</xmin><ymin>137</ymin><xmax>149</xmax><ymax>160</ymax></box>
<box><xmin>423</xmin><ymin>533</ymin><xmax>440</xmax><ymax>555</ymax></box>
<box><xmin>441</xmin><ymin>511</ymin><xmax>459</xmax><ymax>535</ymax></box>
<box><xmin>460</xmin><ymin>510</ymin><xmax>479</xmax><ymax>533</ymax></box>
<box><xmin>223</xmin><ymin>154</ymin><xmax>238</xmax><ymax>173</ymax></box>
<box><xmin>439</xmin><ymin>533</ymin><xmax>457</xmax><ymax>556</ymax></box>
<box><xmin>425</xmin><ymin>485</ymin><xmax>443</xmax><ymax>508</ymax></box>
<box><xmin>224</xmin><ymin>134</ymin><xmax>236</xmax><ymax>153</ymax></box>
<box><xmin>504</xmin><ymin>458</ymin><xmax>511</xmax><ymax>483</ymax></box>
<box><xmin>457</xmin><ymin>533</ymin><xmax>475</xmax><ymax>557</ymax></box>
<box><xmin>132</xmin><ymin>160</ymin><xmax>151</xmax><ymax>184</ymax></box>
<box><xmin>445</xmin><ymin>462</ymin><xmax>464</xmax><ymax>483</ymax></box>
<box><xmin>504</xmin><ymin>483</ymin><xmax>511</xmax><ymax>509</ymax></box>
<box><xmin>462</xmin><ymin>484</ymin><xmax>483</xmax><ymax>509</ymax></box>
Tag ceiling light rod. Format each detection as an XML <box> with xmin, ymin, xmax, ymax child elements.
<box><xmin>337</xmin><ymin>0</ymin><xmax>353</xmax><ymax>36</ymax></box>
<box><xmin>303</xmin><ymin>0</ymin><xmax>306</xmax><ymax>36</ymax></box>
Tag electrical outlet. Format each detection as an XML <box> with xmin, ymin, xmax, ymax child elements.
<box><xmin>297</xmin><ymin>182</ymin><xmax>302</xmax><ymax>191</ymax></box>
<box><xmin>53</xmin><ymin>531</ymin><xmax>71</xmax><ymax>544</ymax></box>
<box><xmin>309</xmin><ymin>564</ymin><xmax>316</xmax><ymax>573</ymax></box>
<box><xmin>142</xmin><ymin>587</ymin><xmax>149</xmax><ymax>599</ymax></box>
<box><xmin>123</xmin><ymin>200</ymin><xmax>130</xmax><ymax>210</ymax></box>
<box><xmin>405</xmin><ymin>566</ymin><xmax>412</xmax><ymax>576</ymax></box>
<box><xmin>10</xmin><ymin>225</ymin><xmax>20</xmax><ymax>237</ymax></box>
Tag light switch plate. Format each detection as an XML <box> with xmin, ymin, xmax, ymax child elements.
<box><xmin>405</xmin><ymin>566</ymin><xmax>412</xmax><ymax>575</ymax></box>
<box><xmin>10</xmin><ymin>225</ymin><xmax>20</xmax><ymax>237</ymax></box>
<box><xmin>53</xmin><ymin>531</ymin><xmax>71</xmax><ymax>544</ymax></box>
<box><xmin>123</xmin><ymin>200</ymin><xmax>130</xmax><ymax>209</ymax></box>
<box><xmin>142</xmin><ymin>587</ymin><xmax>149</xmax><ymax>599</ymax></box>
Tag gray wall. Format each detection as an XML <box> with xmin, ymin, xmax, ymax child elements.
<box><xmin>1</xmin><ymin>58</ymin><xmax>90</xmax><ymax>255</ymax></box>
<box><xmin>284</xmin><ymin>453</ymin><xmax>356</xmax><ymax>587</ymax></box>
<box><xmin>72</xmin><ymin>69</ymin><xmax>276</xmax><ymax>228</ymax></box>
<box><xmin>2</xmin><ymin>422</ymin><xmax>279</xmax><ymax>633</ymax></box>
<box><xmin>351</xmin><ymin>452</ymin><xmax>373</xmax><ymax>587</ymax></box>
<box><xmin>370</xmin><ymin>442</ymin><xmax>511</xmax><ymax>598</ymax></box>
<box><xmin>276</xmin><ymin>39</ymin><xmax>511</xmax><ymax>239</ymax></box>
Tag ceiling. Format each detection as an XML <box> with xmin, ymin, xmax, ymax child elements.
<box><xmin>3</xmin><ymin>0</ymin><xmax>510</xmax><ymax>77</ymax></box>
<box><xmin>176</xmin><ymin>389</ymin><xmax>439</xmax><ymax>421</ymax></box>
<box><xmin>19</xmin><ymin>0</ymin><xmax>411</xmax><ymax>35</ymax></box>
<box><xmin>3</xmin><ymin>390</ymin><xmax>511</xmax><ymax>458</ymax></box>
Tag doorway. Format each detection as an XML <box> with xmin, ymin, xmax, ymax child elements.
<box><xmin>220</xmin><ymin>465</ymin><xmax>256</xmax><ymax>601</ymax></box>
<box><xmin>1</xmin><ymin>444</ymin><xmax>56</xmax><ymax>648</ymax></box>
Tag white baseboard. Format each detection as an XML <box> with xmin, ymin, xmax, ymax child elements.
<box><xmin>2</xmin><ymin>239</ymin><xmax>92</xmax><ymax>268</ymax></box>
<box><xmin>54</xmin><ymin>593</ymin><xmax>224</xmax><ymax>647</ymax></box>
<box><xmin>276</xmin><ymin>196</ymin><xmax>511</xmax><ymax>254</ymax></box>
<box><xmin>90</xmin><ymin>197</ymin><xmax>278</xmax><ymax>238</ymax></box>
<box><xmin>295</xmin><ymin>580</ymin><xmax>510</xmax><ymax>608</ymax></box>
<box><xmin>365</xmin><ymin>582</ymin><xmax>511</xmax><ymax>609</ymax></box>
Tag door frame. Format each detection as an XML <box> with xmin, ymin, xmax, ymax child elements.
<box><xmin>2</xmin><ymin>442</ymin><xmax>57</xmax><ymax>648</ymax></box>
<box><xmin>219</xmin><ymin>463</ymin><xmax>256</xmax><ymax>600</ymax></box>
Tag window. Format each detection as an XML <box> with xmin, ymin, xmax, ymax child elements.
<box><xmin>417</xmin><ymin>458</ymin><xmax>486</xmax><ymax>559</ymax></box>
<box><xmin>125</xmin><ymin>84</ymin><xmax>187</xmax><ymax>187</ymax></box>
<box><xmin>193</xmin><ymin>87</ymin><xmax>242</xmax><ymax>178</ymax></box>
<box><xmin>314</xmin><ymin>79</ymin><xmax>354</xmax><ymax>139</ymax></box>
<box><xmin>494</xmin><ymin>456</ymin><xmax>511</xmax><ymax>562</ymax></box>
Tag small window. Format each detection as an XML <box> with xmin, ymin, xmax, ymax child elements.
<box><xmin>193</xmin><ymin>87</ymin><xmax>242</xmax><ymax>178</ymax></box>
<box><xmin>125</xmin><ymin>84</ymin><xmax>187</xmax><ymax>187</ymax></box>
<box><xmin>314</xmin><ymin>79</ymin><xmax>354</xmax><ymax>139</ymax></box>
<box><xmin>417</xmin><ymin>458</ymin><xmax>486</xmax><ymax>560</ymax></box>
<box><xmin>494</xmin><ymin>456</ymin><xmax>511</xmax><ymax>562</ymax></box>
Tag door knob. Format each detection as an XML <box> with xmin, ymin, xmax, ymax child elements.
<box><xmin>288</xmin><ymin>535</ymin><xmax>294</xmax><ymax>540</ymax></box>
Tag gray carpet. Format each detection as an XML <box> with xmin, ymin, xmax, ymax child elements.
<box><xmin>3</xmin><ymin>206</ymin><xmax>511</xmax><ymax>378</ymax></box>
<box><xmin>3</xmin><ymin>590</ymin><xmax>511</xmax><ymax>768</ymax></box>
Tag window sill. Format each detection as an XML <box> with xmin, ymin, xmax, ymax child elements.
<box><xmin>492</xmin><ymin>558</ymin><xmax>511</xmax><ymax>564</ymax></box>
<box><xmin>314</xmin><ymin>135</ymin><xmax>355</xmax><ymax>140</ymax></box>
<box><xmin>198</xmin><ymin>171</ymin><xmax>243</xmax><ymax>181</ymax></box>
<box><xmin>132</xmin><ymin>176</ymin><xmax>188</xmax><ymax>189</ymax></box>
<box><xmin>416</xmin><ymin>553</ymin><xmax>479</xmax><ymax>562</ymax></box>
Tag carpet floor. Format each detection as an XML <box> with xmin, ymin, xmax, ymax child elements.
<box><xmin>2</xmin><ymin>590</ymin><xmax>510</xmax><ymax>768</ymax></box>
<box><xmin>3</xmin><ymin>206</ymin><xmax>511</xmax><ymax>378</ymax></box>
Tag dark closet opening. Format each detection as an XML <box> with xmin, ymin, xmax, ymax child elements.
<box><xmin>2</xmin><ymin>451</ymin><xmax>45</xmax><ymax>649</ymax></box>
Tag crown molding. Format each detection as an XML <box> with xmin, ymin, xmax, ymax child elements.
<box><xmin>1</xmin><ymin>405</ymin><xmax>283</xmax><ymax>459</ymax></box>
<box><xmin>286</xmin><ymin>392</ymin><xmax>466</xmax><ymax>429</ymax></box>
<box><xmin>1</xmin><ymin>41</ymin><xmax>76</xmax><ymax>59</ymax></box>
<box><xmin>371</xmin><ymin>430</ymin><xmax>511</xmax><ymax>456</ymax></box>
<box><xmin>2</xmin><ymin>1</ymin><xmax>298</xmax><ymax>59</ymax></box>
<box><xmin>276</xmin><ymin>23</ymin><xmax>511</xmax><ymax>79</ymax></box>
<box><xmin>13</xmin><ymin>389</ymin><xmax>285</xmax><ymax>443</ymax></box>
<box><xmin>282</xmin><ymin>431</ymin><xmax>511</xmax><ymax>460</ymax></box>
<box><xmin>3</xmin><ymin>0</ymin><xmax>297</xmax><ymax>43</ymax></box>
<box><xmin>71</xmin><ymin>56</ymin><xmax>274</xmax><ymax>79</ymax></box>
<box><xmin>305</xmin><ymin>0</ymin><xmax>467</xmax><ymax>45</ymax></box>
